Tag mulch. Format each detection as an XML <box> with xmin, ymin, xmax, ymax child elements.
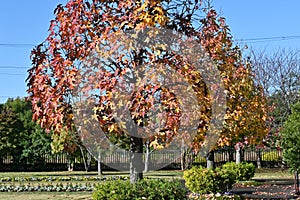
<box><xmin>230</xmin><ymin>179</ymin><xmax>300</xmax><ymax>199</ymax></box>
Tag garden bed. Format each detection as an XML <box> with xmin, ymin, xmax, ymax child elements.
<box><xmin>231</xmin><ymin>180</ymin><xmax>299</xmax><ymax>199</ymax></box>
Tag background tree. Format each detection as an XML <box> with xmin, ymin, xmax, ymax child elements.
<box><xmin>0</xmin><ymin>98</ymin><xmax>52</xmax><ymax>168</ymax></box>
<box><xmin>50</xmin><ymin>103</ymin><xmax>95</xmax><ymax>172</ymax></box>
<box><xmin>281</xmin><ymin>100</ymin><xmax>300</xmax><ymax>194</ymax></box>
<box><xmin>0</xmin><ymin>102</ymin><xmax>19</xmax><ymax>163</ymax></box>
<box><xmin>251</xmin><ymin>48</ymin><xmax>300</xmax><ymax>148</ymax></box>
<box><xmin>194</xmin><ymin>8</ymin><xmax>268</xmax><ymax>167</ymax></box>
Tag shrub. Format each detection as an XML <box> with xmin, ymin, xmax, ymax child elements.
<box><xmin>183</xmin><ymin>166</ymin><xmax>229</xmax><ymax>194</ymax></box>
<box><xmin>262</xmin><ymin>151</ymin><xmax>282</xmax><ymax>161</ymax></box>
<box><xmin>92</xmin><ymin>178</ymin><xmax>187</xmax><ymax>200</ymax></box>
<box><xmin>194</xmin><ymin>156</ymin><xmax>206</xmax><ymax>163</ymax></box>
<box><xmin>236</xmin><ymin>162</ymin><xmax>255</xmax><ymax>181</ymax></box>
<box><xmin>183</xmin><ymin>162</ymin><xmax>255</xmax><ymax>194</ymax></box>
<box><xmin>222</xmin><ymin>162</ymin><xmax>255</xmax><ymax>181</ymax></box>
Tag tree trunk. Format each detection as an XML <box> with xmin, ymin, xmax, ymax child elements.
<box><xmin>97</xmin><ymin>151</ymin><xmax>102</xmax><ymax>175</ymax></box>
<box><xmin>228</xmin><ymin>147</ymin><xmax>234</xmax><ymax>162</ymax></box>
<box><xmin>66</xmin><ymin>152</ymin><xmax>74</xmax><ymax>171</ymax></box>
<box><xmin>256</xmin><ymin>149</ymin><xmax>262</xmax><ymax>169</ymax></box>
<box><xmin>236</xmin><ymin>145</ymin><xmax>241</xmax><ymax>164</ymax></box>
<box><xmin>79</xmin><ymin>146</ymin><xmax>88</xmax><ymax>172</ymax></box>
<box><xmin>181</xmin><ymin>139</ymin><xmax>186</xmax><ymax>170</ymax></box>
<box><xmin>87</xmin><ymin>152</ymin><xmax>92</xmax><ymax>172</ymax></box>
<box><xmin>144</xmin><ymin>140</ymin><xmax>150</xmax><ymax>173</ymax></box>
<box><xmin>130</xmin><ymin>135</ymin><xmax>143</xmax><ymax>183</ymax></box>
<box><xmin>206</xmin><ymin>150</ymin><xmax>214</xmax><ymax>169</ymax></box>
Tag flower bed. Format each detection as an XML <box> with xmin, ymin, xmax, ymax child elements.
<box><xmin>0</xmin><ymin>183</ymin><xmax>94</xmax><ymax>192</ymax></box>
<box><xmin>0</xmin><ymin>175</ymin><xmax>129</xmax><ymax>182</ymax></box>
<box><xmin>0</xmin><ymin>175</ymin><xmax>130</xmax><ymax>192</ymax></box>
<box><xmin>188</xmin><ymin>192</ymin><xmax>241</xmax><ymax>200</ymax></box>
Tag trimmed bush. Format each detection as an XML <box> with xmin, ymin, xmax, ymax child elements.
<box><xmin>183</xmin><ymin>162</ymin><xmax>255</xmax><ymax>194</ymax></box>
<box><xmin>92</xmin><ymin>178</ymin><xmax>187</xmax><ymax>200</ymax></box>
<box><xmin>222</xmin><ymin>162</ymin><xmax>255</xmax><ymax>181</ymax></box>
<box><xmin>183</xmin><ymin>166</ymin><xmax>230</xmax><ymax>194</ymax></box>
<box><xmin>262</xmin><ymin>151</ymin><xmax>282</xmax><ymax>161</ymax></box>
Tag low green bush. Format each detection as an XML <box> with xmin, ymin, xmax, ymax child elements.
<box><xmin>92</xmin><ymin>178</ymin><xmax>187</xmax><ymax>200</ymax></box>
<box><xmin>183</xmin><ymin>162</ymin><xmax>255</xmax><ymax>194</ymax></box>
<box><xmin>262</xmin><ymin>151</ymin><xmax>282</xmax><ymax>161</ymax></box>
<box><xmin>183</xmin><ymin>166</ymin><xmax>229</xmax><ymax>194</ymax></box>
<box><xmin>222</xmin><ymin>162</ymin><xmax>255</xmax><ymax>181</ymax></box>
<box><xmin>194</xmin><ymin>156</ymin><xmax>206</xmax><ymax>163</ymax></box>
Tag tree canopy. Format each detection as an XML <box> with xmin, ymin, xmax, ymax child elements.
<box><xmin>281</xmin><ymin>100</ymin><xmax>300</xmax><ymax>172</ymax></box>
<box><xmin>0</xmin><ymin>98</ymin><xmax>52</xmax><ymax>166</ymax></box>
<box><xmin>27</xmin><ymin>0</ymin><xmax>268</xmax><ymax>181</ymax></box>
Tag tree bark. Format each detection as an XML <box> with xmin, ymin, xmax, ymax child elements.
<box><xmin>206</xmin><ymin>150</ymin><xmax>214</xmax><ymax>169</ymax></box>
<box><xmin>236</xmin><ymin>145</ymin><xmax>241</xmax><ymax>164</ymax></box>
<box><xmin>181</xmin><ymin>139</ymin><xmax>186</xmax><ymax>170</ymax></box>
<box><xmin>66</xmin><ymin>152</ymin><xmax>74</xmax><ymax>171</ymax></box>
<box><xmin>79</xmin><ymin>146</ymin><xmax>88</xmax><ymax>172</ymax></box>
<box><xmin>87</xmin><ymin>152</ymin><xmax>92</xmax><ymax>172</ymax></box>
<box><xmin>130</xmin><ymin>135</ymin><xmax>143</xmax><ymax>183</ymax></box>
<box><xmin>228</xmin><ymin>148</ymin><xmax>234</xmax><ymax>162</ymax></box>
<box><xmin>97</xmin><ymin>151</ymin><xmax>102</xmax><ymax>175</ymax></box>
<box><xmin>256</xmin><ymin>148</ymin><xmax>262</xmax><ymax>169</ymax></box>
<box><xmin>144</xmin><ymin>140</ymin><xmax>150</xmax><ymax>173</ymax></box>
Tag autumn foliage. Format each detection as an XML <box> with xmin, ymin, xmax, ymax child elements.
<box><xmin>27</xmin><ymin>0</ymin><xmax>268</xmax><ymax>167</ymax></box>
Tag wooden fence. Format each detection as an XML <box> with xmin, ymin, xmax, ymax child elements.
<box><xmin>0</xmin><ymin>148</ymin><xmax>284</xmax><ymax>171</ymax></box>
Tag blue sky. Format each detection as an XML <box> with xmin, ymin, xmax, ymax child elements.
<box><xmin>0</xmin><ymin>0</ymin><xmax>300</xmax><ymax>103</ymax></box>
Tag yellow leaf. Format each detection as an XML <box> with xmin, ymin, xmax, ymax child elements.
<box><xmin>109</xmin><ymin>124</ymin><xmax>115</xmax><ymax>133</ymax></box>
<box><xmin>103</xmin><ymin>116</ymin><xmax>109</xmax><ymax>121</ymax></box>
<box><xmin>137</xmin><ymin>118</ymin><xmax>143</xmax><ymax>125</ymax></box>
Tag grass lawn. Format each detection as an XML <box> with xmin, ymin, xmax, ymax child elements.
<box><xmin>0</xmin><ymin>171</ymin><xmax>99</xmax><ymax>178</ymax></box>
<box><xmin>0</xmin><ymin>168</ymin><xmax>293</xmax><ymax>200</ymax></box>
<box><xmin>253</xmin><ymin>168</ymin><xmax>293</xmax><ymax>180</ymax></box>
<box><xmin>0</xmin><ymin>170</ymin><xmax>184</xmax><ymax>179</ymax></box>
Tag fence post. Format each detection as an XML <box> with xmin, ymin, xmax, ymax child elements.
<box><xmin>295</xmin><ymin>170</ymin><xmax>299</xmax><ymax>194</ymax></box>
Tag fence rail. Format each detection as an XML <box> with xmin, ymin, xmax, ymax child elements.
<box><xmin>0</xmin><ymin>148</ymin><xmax>284</xmax><ymax>171</ymax></box>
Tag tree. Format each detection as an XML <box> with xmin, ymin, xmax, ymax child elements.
<box><xmin>0</xmin><ymin>98</ymin><xmax>52</xmax><ymax>167</ymax></box>
<box><xmin>281</xmin><ymin>100</ymin><xmax>300</xmax><ymax>194</ymax></box>
<box><xmin>251</xmin><ymin>48</ymin><xmax>300</xmax><ymax>148</ymax></box>
<box><xmin>0</xmin><ymin>103</ymin><xmax>19</xmax><ymax>161</ymax></box>
<box><xmin>194</xmin><ymin>8</ymin><xmax>268</xmax><ymax>166</ymax></box>
<box><xmin>27</xmin><ymin>0</ymin><xmax>267</xmax><ymax>182</ymax></box>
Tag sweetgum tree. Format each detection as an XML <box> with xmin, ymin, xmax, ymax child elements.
<box><xmin>27</xmin><ymin>0</ymin><xmax>267</xmax><ymax>182</ymax></box>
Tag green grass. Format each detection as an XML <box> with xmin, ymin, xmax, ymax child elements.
<box><xmin>0</xmin><ymin>171</ymin><xmax>99</xmax><ymax>178</ymax></box>
<box><xmin>148</xmin><ymin>168</ymin><xmax>293</xmax><ymax>180</ymax></box>
<box><xmin>144</xmin><ymin>170</ymin><xmax>183</xmax><ymax>178</ymax></box>
<box><xmin>253</xmin><ymin>168</ymin><xmax>293</xmax><ymax>180</ymax></box>
<box><xmin>0</xmin><ymin>170</ymin><xmax>184</xmax><ymax>200</ymax></box>
<box><xmin>0</xmin><ymin>168</ymin><xmax>291</xmax><ymax>181</ymax></box>
<box><xmin>0</xmin><ymin>170</ymin><xmax>183</xmax><ymax>179</ymax></box>
<box><xmin>0</xmin><ymin>168</ymin><xmax>294</xmax><ymax>200</ymax></box>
